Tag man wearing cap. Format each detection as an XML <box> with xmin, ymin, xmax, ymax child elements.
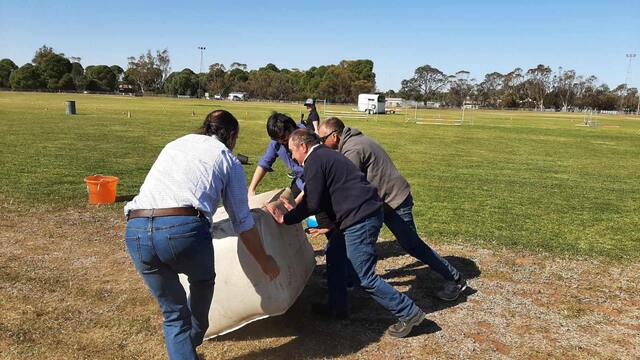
<box><xmin>318</xmin><ymin>117</ymin><xmax>467</xmax><ymax>301</ymax></box>
<box><xmin>302</xmin><ymin>98</ymin><xmax>320</xmax><ymax>133</ymax></box>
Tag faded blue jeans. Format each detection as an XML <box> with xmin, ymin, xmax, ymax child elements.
<box><xmin>383</xmin><ymin>193</ymin><xmax>460</xmax><ymax>282</ymax></box>
<box><xmin>125</xmin><ymin>215</ymin><xmax>214</xmax><ymax>360</ymax></box>
<box><xmin>343</xmin><ymin>208</ymin><xmax>421</xmax><ymax>321</ymax></box>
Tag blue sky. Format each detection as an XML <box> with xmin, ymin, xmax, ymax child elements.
<box><xmin>1</xmin><ymin>0</ymin><xmax>639</xmax><ymax>90</ymax></box>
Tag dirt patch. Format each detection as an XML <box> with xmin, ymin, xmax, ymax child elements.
<box><xmin>1</xmin><ymin>206</ymin><xmax>639</xmax><ymax>359</ymax></box>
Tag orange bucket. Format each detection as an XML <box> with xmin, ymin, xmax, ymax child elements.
<box><xmin>84</xmin><ymin>175</ymin><xmax>119</xmax><ymax>204</ymax></box>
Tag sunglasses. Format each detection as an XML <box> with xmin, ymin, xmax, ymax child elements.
<box><xmin>320</xmin><ymin>130</ymin><xmax>337</xmax><ymax>144</ymax></box>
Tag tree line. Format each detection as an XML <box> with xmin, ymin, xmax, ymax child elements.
<box><xmin>1</xmin><ymin>45</ymin><xmax>637</xmax><ymax>111</ymax></box>
<box><xmin>0</xmin><ymin>45</ymin><xmax>375</xmax><ymax>103</ymax></box>
<box><xmin>394</xmin><ymin>64</ymin><xmax>639</xmax><ymax>112</ymax></box>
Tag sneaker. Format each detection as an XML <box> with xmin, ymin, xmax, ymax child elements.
<box><xmin>286</xmin><ymin>171</ymin><xmax>296</xmax><ymax>179</ymax></box>
<box><xmin>436</xmin><ymin>276</ymin><xmax>467</xmax><ymax>301</ymax></box>
<box><xmin>311</xmin><ymin>302</ymin><xmax>349</xmax><ymax>319</ymax></box>
<box><xmin>386</xmin><ymin>309</ymin><xmax>426</xmax><ymax>338</ymax></box>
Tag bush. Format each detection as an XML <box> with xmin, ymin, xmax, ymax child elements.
<box><xmin>0</xmin><ymin>58</ymin><xmax>18</xmax><ymax>88</ymax></box>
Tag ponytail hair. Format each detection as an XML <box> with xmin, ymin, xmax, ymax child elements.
<box><xmin>197</xmin><ymin>110</ymin><xmax>239</xmax><ymax>148</ymax></box>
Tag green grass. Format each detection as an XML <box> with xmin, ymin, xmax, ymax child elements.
<box><xmin>1</xmin><ymin>91</ymin><xmax>639</xmax><ymax>259</ymax></box>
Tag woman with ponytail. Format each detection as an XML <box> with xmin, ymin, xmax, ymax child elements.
<box><xmin>123</xmin><ymin>110</ymin><xmax>280</xmax><ymax>359</ymax></box>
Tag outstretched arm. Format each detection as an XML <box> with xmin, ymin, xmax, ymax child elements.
<box><xmin>248</xmin><ymin>166</ymin><xmax>267</xmax><ymax>196</ymax></box>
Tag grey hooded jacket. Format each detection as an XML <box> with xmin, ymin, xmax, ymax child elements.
<box><xmin>338</xmin><ymin>127</ymin><xmax>411</xmax><ymax>209</ymax></box>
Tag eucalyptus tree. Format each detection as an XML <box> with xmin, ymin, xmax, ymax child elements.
<box><xmin>525</xmin><ymin>64</ymin><xmax>553</xmax><ymax>110</ymax></box>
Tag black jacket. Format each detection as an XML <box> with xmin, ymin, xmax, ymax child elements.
<box><xmin>302</xmin><ymin>107</ymin><xmax>319</xmax><ymax>131</ymax></box>
<box><xmin>283</xmin><ymin>145</ymin><xmax>382</xmax><ymax>230</ymax></box>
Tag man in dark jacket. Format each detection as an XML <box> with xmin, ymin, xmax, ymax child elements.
<box><xmin>319</xmin><ymin>117</ymin><xmax>467</xmax><ymax>301</ymax></box>
<box><xmin>266</xmin><ymin>128</ymin><xmax>426</xmax><ymax>338</ymax></box>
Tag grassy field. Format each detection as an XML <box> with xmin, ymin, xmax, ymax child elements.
<box><xmin>1</xmin><ymin>91</ymin><xmax>638</xmax><ymax>259</ymax></box>
<box><xmin>1</xmin><ymin>92</ymin><xmax>640</xmax><ymax>359</ymax></box>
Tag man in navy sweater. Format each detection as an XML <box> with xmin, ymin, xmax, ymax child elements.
<box><xmin>266</xmin><ymin>128</ymin><xmax>426</xmax><ymax>338</ymax></box>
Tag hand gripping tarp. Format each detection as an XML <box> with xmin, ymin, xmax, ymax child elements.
<box><xmin>179</xmin><ymin>189</ymin><xmax>316</xmax><ymax>339</ymax></box>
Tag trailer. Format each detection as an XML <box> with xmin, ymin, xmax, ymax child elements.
<box><xmin>358</xmin><ymin>93</ymin><xmax>386</xmax><ymax>114</ymax></box>
<box><xmin>227</xmin><ymin>92</ymin><xmax>247</xmax><ymax>101</ymax></box>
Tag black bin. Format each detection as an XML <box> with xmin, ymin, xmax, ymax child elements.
<box><xmin>66</xmin><ymin>100</ymin><xmax>76</xmax><ymax>115</ymax></box>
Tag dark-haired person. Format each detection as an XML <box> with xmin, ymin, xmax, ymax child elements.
<box><xmin>266</xmin><ymin>128</ymin><xmax>426</xmax><ymax>338</ymax></box>
<box><xmin>302</xmin><ymin>98</ymin><xmax>320</xmax><ymax>133</ymax></box>
<box><xmin>248</xmin><ymin>112</ymin><xmax>307</xmax><ymax>202</ymax></box>
<box><xmin>124</xmin><ymin>110</ymin><xmax>280</xmax><ymax>360</ymax></box>
<box><xmin>318</xmin><ymin>117</ymin><xmax>466</xmax><ymax>301</ymax></box>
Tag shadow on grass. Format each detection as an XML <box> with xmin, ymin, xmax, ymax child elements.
<box><xmin>210</xmin><ymin>270</ymin><xmax>389</xmax><ymax>359</ymax></box>
<box><xmin>206</xmin><ymin>255</ymin><xmax>444</xmax><ymax>359</ymax></box>
<box><xmin>214</xmin><ymin>276</ymin><xmax>443</xmax><ymax>360</ymax></box>
<box><xmin>380</xmin><ymin>254</ymin><xmax>480</xmax><ymax>316</ymax></box>
<box><xmin>207</xmin><ymin>250</ymin><xmax>477</xmax><ymax>358</ymax></box>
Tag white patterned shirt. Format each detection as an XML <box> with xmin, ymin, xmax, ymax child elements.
<box><xmin>124</xmin><ymin>134</ymin><xmax>254</xmax><ymax>234</ymax></box>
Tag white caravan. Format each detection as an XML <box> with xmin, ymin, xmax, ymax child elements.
<box><xmin>227</xmin><ymin>92</ymin><xmax>247</xmax><ymax>101</ymax></box>
<box><xmin>358</xmin><ymin>93</ymin><xmax>386</xmax><ymax>114</ymax></box>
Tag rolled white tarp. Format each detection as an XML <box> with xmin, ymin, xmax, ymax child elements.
<box><xmin>179</xmin><ymin>189</ymin><xmax>316</xmax><ymax>339</ymax></box>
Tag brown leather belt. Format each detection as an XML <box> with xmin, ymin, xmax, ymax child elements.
<box><xmin>127</xmin><ymin>207</ymin><xmax>203</xmax><ymax>220</ymax></box>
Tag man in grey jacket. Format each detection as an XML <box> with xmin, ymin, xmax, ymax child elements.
<box><xmin>318</xmin><ymin>117</ymin><xmax>466</xmax><ymax>301</ymax></box>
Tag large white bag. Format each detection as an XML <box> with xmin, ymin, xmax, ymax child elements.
<box><xmin>179</xmin><ymin>189</ymin><xmax>316</xmax><ymax>339</ymax></box>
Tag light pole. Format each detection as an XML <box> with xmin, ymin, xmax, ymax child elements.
<box><xmin>197</xmin><ymin>46</ymin><xmax>206</xmax><ymax>98</ymax></box>
<box><xmin>625</xmin><ymin>54</ymin><xmax>636</xmax><ymax>86</ymax></box>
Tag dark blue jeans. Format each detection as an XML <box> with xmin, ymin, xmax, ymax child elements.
<box><xmin>325</xmin><ymin>229</ymin><xmax>348</xmax><ymax>313</ymax></box>
<box><xmin>384</xmin><ymin>194</ymin><xmax>460</xmax><ymax>282</ymax></box>
<box><xmin>125</xmin><ymin>215</ymin><xmax>214</xmax><ymax>360</ymax></box>
<box><xmin>343</xmin><ymin>208</ymin><xmax>420</xmax><ymax>321</ymax></box>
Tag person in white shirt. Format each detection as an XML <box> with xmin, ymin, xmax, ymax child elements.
<box><xmin>124</xmin><ymin>110</ymin><xmax>280</xmax><ymax>360</ymax></box>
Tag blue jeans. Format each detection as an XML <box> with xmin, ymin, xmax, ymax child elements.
<box><xmin>125</xmin><ymin>215</ymin><xmax>214</xmax><ymax>360</ymax></box>
<box><xmin>384</xmin><ymin>194</ymin><xmax>460</xmax><ymax>282</ymax></box>
<box><xmin>343</xmin><ymin>208</ymin><xmax>420</xmax><ymax>321</ymax></box>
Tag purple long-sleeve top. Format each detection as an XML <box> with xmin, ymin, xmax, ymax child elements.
<box><xmin>257</xmin><ymin>124</ymin><xmax>306</xmax><ymax>190</ymax></box>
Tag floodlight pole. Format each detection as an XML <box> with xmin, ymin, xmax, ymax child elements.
<box><xmin>197</xmin><ymin>46</ymin><xmax>206</xmax><ymax>98</ymax></box>
<box><xmin>625</xmin><ymin>54</ymin><xmax>636</xmax><ymax>87</ymax></box>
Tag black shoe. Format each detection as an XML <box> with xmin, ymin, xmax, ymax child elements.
<box><xmin>311</xmin><ymin>302</ymin><xmax>349</xmax><ymax>319</ymax></box>
<box><xmin>436</xmin><ymin>276</ymin><xmax>467</xmax><ymax>301</ymax></box>
<box><xmin>286</xmin><ymin>171</ymin><xmax>296</xmax><ymax>179</ymax></box>
<box><xmin>386</xmin><ymin>309</ymin><xmax>426</xmax><ymax>338</ymax></box>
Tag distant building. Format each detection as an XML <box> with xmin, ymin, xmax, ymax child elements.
<box><xmin>118</xmin><ymin>84</ymin><xmax>134</xmax><ymax>94</ymax></box>
<box><xmin>462</xmin><ymin>100</ymin><xmax>480</xmax><ymax>109</ymax></box>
